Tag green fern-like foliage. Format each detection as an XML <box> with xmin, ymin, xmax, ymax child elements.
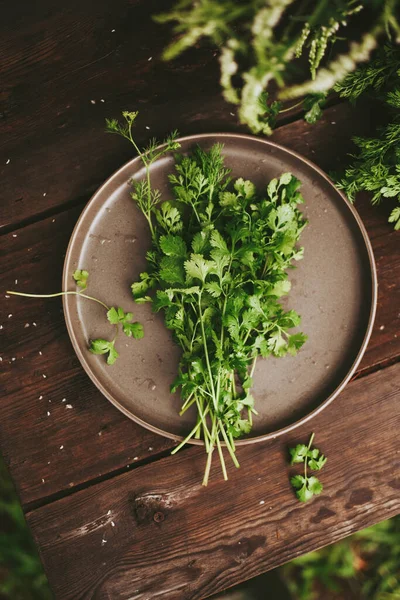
<box><xmin>334</xmin><ymin>44</ymin><xmax>400</xmax><ymax>229</ymax></box>
<box><xmin>156</xmin><ymin>0</ymin><xmax>400</xmax><ymax>134</ymax></box>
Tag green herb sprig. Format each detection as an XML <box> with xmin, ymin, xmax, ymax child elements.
<box><xmin>109</xmin><ymin>111</ymin><xmax>308</xmax><ymax>484</ymax></box>
<box><xmin>7</xmin><ymin>270</ymin><xmax>143</xmax><ymax>365</ymax></box>
<box><xmin>289</xmin><ymin>433</ymin><xmax>327</xmax><ymax>502</ymax></box>
<box><xmin>334</xmin><ymin>44</ymin><xmax>400</xmax><ymax>229</ymax></box>
<box><xmin>156</xmin><ymin>1</ymin><xmax>400</xmax><ymax>134</ymax></box>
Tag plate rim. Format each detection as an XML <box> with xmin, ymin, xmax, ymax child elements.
<box><xmin>62</xmin><ymin>132</ymin><xmax>377</xmax><ymax>445</ymax></box>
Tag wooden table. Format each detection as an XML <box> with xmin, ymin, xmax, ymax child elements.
<box><xmin>1</xmin><ymin>2</ymin><xmax>400</xmax><ymax>598</ymax></box>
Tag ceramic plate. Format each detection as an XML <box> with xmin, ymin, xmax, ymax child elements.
<box><xmin>63</xmin><ymin>134</ymin><xmax>377</xmax><ymax>444</ymax></box>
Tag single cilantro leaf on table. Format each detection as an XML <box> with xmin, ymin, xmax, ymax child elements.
<box><xmin>89</xmin><ymin>339</ymin><xmax>119</xmax><ymax>365</ymax></box>
<box><xmin>289</xmin><ymin>433</ymin><xmax>327</xmax><ymax>502</ymax></box>
<box><xmin>123</xmin><ymin>322</ymin><xmax>144</xmax><ymax>339</ymax></box>
<box><xmin>73</xmin><ymin>269</ymin><xmax>89</xmax><ymax>290</ymax></box>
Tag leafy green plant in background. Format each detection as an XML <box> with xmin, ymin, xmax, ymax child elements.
<box><xmin>334</xmin><ymin>44</ymin><xmax>400</xmax><ymax>229</ymax></box>
<box><xmin>283</xmin><ymin>515</ymin><xmax>400</xmax><ymax>600</ymax></box>
<box><xmin>156</xmin><ymin>0</ymin><xmax>400</xmax><ymax>228</ymax></box>
<box><xmin>156</xmin><ymin>0</ymin><xmax>400</xmax><ymax>135</ymax></box>
<box><xmin>0</xmin><ymin>456</ymin><xmax>52</xmax><ymax>600</ymax></box>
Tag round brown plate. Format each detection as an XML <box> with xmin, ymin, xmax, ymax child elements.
<box><xmin>63</xmin><ymin>133</ymin><xmax>377</xmax><ymax>444</ymax></box>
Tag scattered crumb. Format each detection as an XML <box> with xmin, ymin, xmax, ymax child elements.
<box><xmin>148</xmin><ymin>447</ymin><xmax>153</xmax><ymax>451</ymax></box>
<box><xmin>15</xmin><ymin>279</ymin><xmax>17</xmax><ymax>284</ymax></box>
<box><xmin>12</xmin><ymin>234</ymin><xmax>17</xmax><ymax>238</ymax></box>
<box><xmin>331</xmin><ymin>121</ymin><xmax>336</xmax><ymax>125</ymax></box>
<box><xmin>148</xmin><ymin>56</ymin><xmax>152</xmax><ymax>61</ymax></box>
<box><xmin>42</xmin><ymin>478</ymin><xmax>45</xmax><ymax>483</ymax></box>
<box><xmin>98</xmin><ymin>431</ymin><xmax>102</xmax><ymax>436</ymax></box>
<box><xmin>11</xmin><ymin>357</ymin><xmax>16</xmax><ymax>361</ymax></box>
<box><xmin>52</xmin><ymin>219</ymin><xmax>56</xmax><ymax>223</ymax></box>
<box><xmin>6</xmin><ymin>159</ymin><xmax>10</xmax><ymax>164</ymax></box>
<box><xmin>43</xmin><ymin>192</ymin><xmax>47</xmax><ymax>196</ymax></box>
<box><xmin>66</xmin><ymin>404</ymin><xmax>73</xmax><ymax>409</ymax></box>
<box><xmin>379</xmin><ymin>325</ymin><xmax>385</xmax><ymax>330</ymax></box>
<box><xmin>48</xmin><ymin>461</ymin><xmax>50</xmax><ymax>465</ymax></box>
<box><xmin>42</xmin><ymin>374</ymin><xmax>47</xmax><ymax>378</ymax></box>
<box><xmin>33</xmin><ymin>322</ymin><xmax>37</xmax><ymax>327</ymax></box>
<box><xmin>59</xmin><ymin>445</ymin><xmax>64</xmax><ymax>450</ymax></box>
<box><xmin>39</xmin><ymin>351</ymin><xmax>42</xmax><ymax>355</ymax></box>
<box><xmin>8</xmin><ymin>314</ymin><xmax>12</xmax><ymax>318</ymax></box>
<box><xmin>145</xmin><ymin>126</ymin><xmax>150</xmax><ymax>130</ymax></box>
<box><xmin>111</xmin><ymin>521</ymin><xmax>115</xmax><ymax>527</ymax></box>
<box><xmin>133</xmin><ymin>457</ymin><xmax>138</xmax><ymax>461</ymax></box>
<box><xmin>101</xmin><ymin>538</ymin><xmax>107</xmax><ymax>545</ymax></box>
<box><xmin>100</xmin><ymin>98</ymin><xmax>105</xmax><ymax>103</ymax></box>
<box><xmin>47</xmin><ymin>411</ymin><xmax>51</xmax><ymax>417</ymax></box>
<box><xmin>24</xmin><ymin>323</ymin><xmax>30</xmax><ymax>328</ymax></box>
<box><xmin>230</xmin><ymin>112</ymin><xmax>235</xmax><ymax>116</ymax></box>
<box><xmin>90</xmin><ymin>99</ymin><xmax>96</xmax><ymax>104</ymax></box>
<box><xmin>39</xmin><ymin>395</ymin><xmax>43</xmax><ymax>400</ymax></box>
<box><xmin>0</xmin><ymin>358</ymin><xmax>2</xmax><ymax>362</ymax></box>
<box><xmin>5</xmin><ymin>295</ymin><xmax>10</xmax><ymax>298</ymax></box>
<box><xmin>62</xmin><ymin>398</ymin><xmax>66</xmax><ymax>402</ymax></box>
<box><xmin>0</xmin><ymin>325</ymin><xmax>3</xmax><ymax>329</ymax></box>
<box><xmin>111</xmin><ymin>29</ymin><xmax>115</xmax><ymax>32</ymax></box>
<box><xmin>259</xmin><ymin>500</ymin><xmax>265</xmax><ymax>505</ymax></box>
<box><xmin>107</xmin><ymin>510</ymin><xmax>112</xmax><ymax>516</ymax></box>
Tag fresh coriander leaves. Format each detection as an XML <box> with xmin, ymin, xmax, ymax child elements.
<box><xmin>122</xmin><ymin>322</ymin><xmax>144</xmax><ymax>339</ymax></box>
<box><xmin>89</xmin><ymin>339</ymin><xmax>119</xmax><ymax>365</ymax></box>
<box><xmin>289</xmin><ymin>433</ymin><xmax>327</xmax><ymax>502</ymax></box>
<box><xmin>111</xmin><ymin>112</ymin><xmax>307</xmax><ymax>485</ymax></box>
<box><xmin>73</xmin><ymin>269</ymin><xmax>89</xmax><ymax>290</ymax></box>
<box><xmin>106</xmin><ymin>306</ymin><xmax>144</xmax><ymax>339</ymax></box>
<box><xmin>107</xmin><ymin>306</ymin><xmax>133</xmax><ymax>325</ymax></box>
<box><xmin>7</xmin><ymin>270</ymin><xmax>144</xmax><ymax>367</ymax></box>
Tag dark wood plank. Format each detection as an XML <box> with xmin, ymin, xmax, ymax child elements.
<box><xmin>0</xmin><ymin>207</ymin><xmax>174</xmax><ymax>509</ymax></box>
<box><xmin>0</xmin><ymin>0</ymin><xmax>242</xmax><ymax>229</ymax></box>
<box><xmin>25</xmin><ymin>363</ymin><xmax>400</xmax><ymax>600</ymax></box>
<box><xmin>1</xmin><ymin>105</ymin><xmax>399</xmax><ymax>509</ymax></box>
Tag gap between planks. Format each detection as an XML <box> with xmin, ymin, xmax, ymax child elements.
<box><xmin>23</xmin><ymin>354</ymin><xmax>400</xmax><ymax>515</ymax></box>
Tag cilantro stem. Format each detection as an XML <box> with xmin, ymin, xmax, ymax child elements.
<box><xmin>202</xmin><ymin>444</ymin><xmax>214</xmax><ymax>487</ymax></box>
<box><xmin>171</xmin><ymin>417</ymin><xmax>204</xmax><ymax>454</ymax></box>
<box><xmin>219</xmin><ymin>421</ymin><xmax>240</xmax><ymax>469</ymax></box>
<box><xmin>304</xmin><ymin>432</ymin><xmax>315</xmax><ymax>483</ymax></box>
<box><xmin>198</xmin><ymin>293</ymin><xmax>217</xmax><ymax>411</ymax></box>
<box><xmin>250</xmin><ymin>356</ymin><xmax>258</xmax><ymax>378</ymax></box>
<box><xmin>6</xmin><ymin>290</ymin><xmax>110</xmax><ymax>311</ymax></box>
<box><xmin>216</xmin><ymin>433</ymin><xmax>228</xmax><ymax>481</ymax></box>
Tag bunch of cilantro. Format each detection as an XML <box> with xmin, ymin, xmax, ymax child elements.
<box><xmin>107</xmin><ymin>112</ymin><xmax>308</xmax><ymax>485</ymax></box>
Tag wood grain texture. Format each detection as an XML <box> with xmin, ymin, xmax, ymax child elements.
<box><xmin>1</xmin><ymin>106</ymin><xmax>399</xmax><ymax>509</ymax></box>
<box><xmin>1</xmin><ymin>0</ymin><xmax>239</xmax><ymax>229</ymax></box>
<box><xmin>26</xmin><ymin>363</ymin><xmax>400</xmax><ymax>600</ymax></box>
<box><xmin>1</xmin><ymin>0</ymin><xmax>375</xmax><ymax>232</ymax></box>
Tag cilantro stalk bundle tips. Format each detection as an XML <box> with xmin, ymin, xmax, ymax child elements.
<box><xmin>108</xmin><ymin>112</ymin><xmax>308</xmax><ymax>485</ymax></box>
